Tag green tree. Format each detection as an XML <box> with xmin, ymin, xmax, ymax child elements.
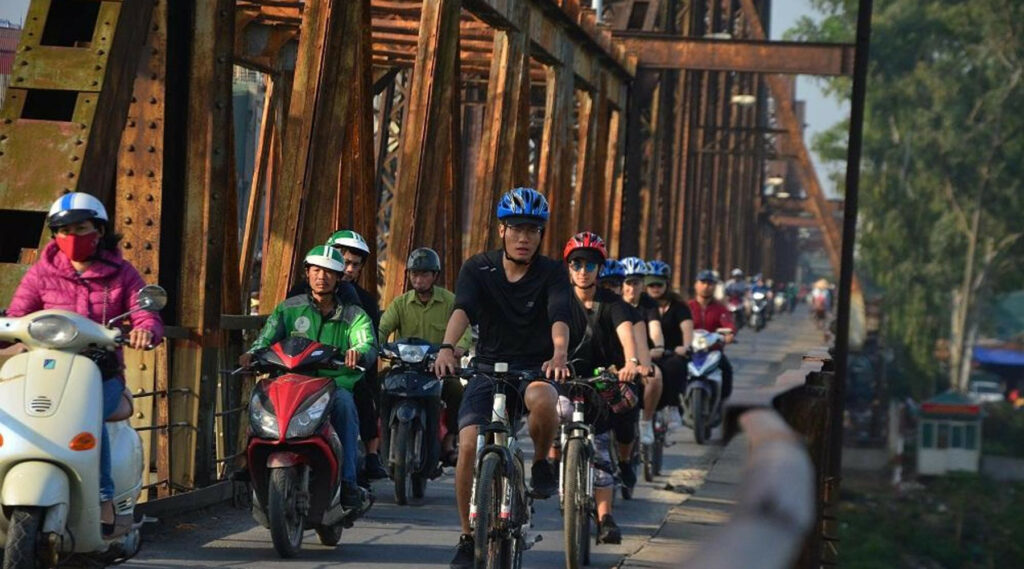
<box><xmin>789</xmin><ymin>0</ymin><xmax>1024</xmax><ymax>397</ymax></box>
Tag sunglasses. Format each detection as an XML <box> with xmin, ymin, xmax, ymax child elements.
<box><xmin>646</xmin><ymin>282</ymin><xmax>666</xmax><ymax>288</ymax></box>
<box><xmin>698</xmin><ymin>279</ymin><xmax>716</xmax><ymax>284</ymax></box>
<box><xmin>569</xmin><ymin>260</ymin><xmax>599</xmax><ymax>272</ymax></box>
<box><xmin>624</xmin><ymin>278</ymin><xmax>644</xmax><ymax>287</ymax></box>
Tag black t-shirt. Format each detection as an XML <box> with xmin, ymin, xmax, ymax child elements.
<box><xmin>454</xmin><ymin>250</ymin><xmax>572</xmax><ymax>367</ymax></box>
<box><xmin>657</xmin><ymin>297</ymin><xmax>693</xmax><ymax>351</ymax></box>
<box><xmin>571</xmin><ymin>288</ymin><xmax>635</xmax><ymax>373</ymax></box>
<box><xmin>626</xmin><ymin>293</ymin><xmax>659</xmax><ymax>348</ymax></box>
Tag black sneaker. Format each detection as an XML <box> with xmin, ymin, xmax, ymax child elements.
<box><xmin>618</xmin><ymin>461</ymin><xmax>637</xmax><ymax>489</ymax></box>
<box><xmin>598</xmin><ymin>514</ymin><xmax>622</xmax><ymax>544</ymax></box>
<box><xmin>450</xmin><ymin>533</ymin><xmax>474</xmax><ymax>569</ymax></box>
<box><xmin>341</xmin><ymin>481</ymin><xmax>368</xmax><ymax>510</ymax></box>
<box><xmin>364</xmin><ymin>453</ymin><xmax>389</xmax><ymax>480</ymax></box>
<box><xmin>530</xmin><ymin>459</ymin><xmax>557</xmax><ymax>499</ymax></box>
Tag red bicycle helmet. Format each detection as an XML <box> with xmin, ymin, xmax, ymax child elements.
<box><xmin>563</xmin><ymin>231</ymin><xmax>608</xmax><ymax>262</ymax></box>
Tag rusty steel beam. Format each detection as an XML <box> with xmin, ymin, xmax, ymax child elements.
<box><xmin>337</xmin><ymin>0</ymin><xmax>379</xmax><ymax>295</ymax></box>
<box><xmin>467</xmin><ymin>0</ymin><xmax>531</xmax><ymax>257</ymax></box>
<box><xmin>616</xmin><ymin>34</ymin><xmax>855</xmax><ymax>76</ymax></box>
<box><xmin>739</xmin><ymin>0</ymin><xmax>842</xmax><ymax>274</ymax></box>
<box><xmin>538</xmin><ymin>36</ymin><xmax>575</xmax><ymax>258</ymax></box>
<box><xmin>384</xmin><ymin>0</ymin><xmax>462</xmax><ymax>303</ymax></box>
<box><xmin>0</xmin><ymin>0</ymin><xmax>155</xmax><ymax>306</ymax></box>
<box><xmin>116</xmin><ymin>0</ymin><xmax>168</xmax><ymax>498</ymax></box>
<box><xmin>171</xmin><ymin>0</ymin><xmax>235</xmax><ymax>490</ymax></box>
<box><xmin>462</xmin><ymin>0</ymin><xmax>634</xmax><ymax>108</ymax></box>
<box><xmin>293</xmin><ymin>0</ymin><xmax>370</xmax><ymax>290</ymax></box>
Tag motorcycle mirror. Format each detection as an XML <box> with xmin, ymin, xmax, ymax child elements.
<box><xmin>136</xmin><ymin>285</ymin><xmax>168</xmax><ymax>312</ymax></box>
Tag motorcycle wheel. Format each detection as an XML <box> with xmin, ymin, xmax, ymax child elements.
<box><xmin>315</xmin><ymin>524</ymin><xmax>343</xmax><ymax>547</ymax></box>
<box><xmin>3</xmin><ymin>507</ymin><xmax>41</xmax><ymax>569</ymax></box>
<box><xmin>393</xmin><ymin>422</ymin><xmax>415</xmax><ymax>505</ymax></box>
<box><xmin>268</xmin><ymin>467</ymin><xmax>305</xmax><ymax>558</ymax></box>
<box><xmin>411</xmin><ymin>473</ymin><xmax>427</xmax><ymax>499</ymax></box>
<box><xmin>692</xmin><ymin>390</ymin><xmax>708</xmax><ymax>445</ymax></box>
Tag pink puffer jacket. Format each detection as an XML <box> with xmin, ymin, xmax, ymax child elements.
<box><xmin>6</xmin><ymin>241</ymin><xmax>164</xmax><ymax>349</ymax></box>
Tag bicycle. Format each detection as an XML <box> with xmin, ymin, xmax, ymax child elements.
<box><xmin>461</xmin><ymin>363</ymin><xmax>544</xmax><ymax>569</ymax></box>
<box><xmin>558</xmin><ymin>370</ymin><xmax>616</xmax><ymax>569</ymax></box>
<box><xmin>642</xmin><ymin>408</ymin><xmax>669</xmax><ymax>481</ymax></box>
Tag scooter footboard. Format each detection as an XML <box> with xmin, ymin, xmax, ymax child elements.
<box><xmin>2</xmin><ymin>461</ymin><xmax>70</xmax><ymax>508</ymax></box>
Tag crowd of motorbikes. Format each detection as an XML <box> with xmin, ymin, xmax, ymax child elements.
<box><xmin>0</xmin><ymin>285</ymin><xmax>745</xmax><ymax>568</ymax></box>
<box><xmin>725</xmin><ymin>280</ymin><xmax>799</xmax><ymax>333</ymax></box>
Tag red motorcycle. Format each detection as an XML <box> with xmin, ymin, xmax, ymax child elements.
<box><xmin>245</xmin><ymin>336</ymin><xmax>372</xmax><ymax>558</ymax></box>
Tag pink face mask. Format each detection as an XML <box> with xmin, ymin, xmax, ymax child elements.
<box><xmin>55</xmin><ymin>232</ymin><xmax>100</xmax><ymax>262</ymax></box>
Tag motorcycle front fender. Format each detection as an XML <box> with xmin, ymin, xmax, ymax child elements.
<box><xmin>266</xmin><ymin>451</ymin><xmax>307</xmax><ymax>469</ymax></box>
<box><xmin>1</xmin><ymin>461</ymin><xmax>70</xmax><ymax>508</ymax></box>
<box><xmin>392</xmin><ymin>401</ymin><xmax>424</xmax><ymax>427</ymax></box>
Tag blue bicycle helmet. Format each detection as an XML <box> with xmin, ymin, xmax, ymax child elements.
<box><xmin>647</xmin><ymin>260</ymin><xmax>671</xmax><ymax>280</ymax></box>
<box><xmin>620</xmin><ymin>257</ymin><xmax>649</xmax><ymax>278</ymax></box>
<box><xmin>599</xmin><ymin>259</ymin><xmax>626</xmax><ymax>281</ymax></box>
<box><xmin>496</xmin><ymin>187</ymin><xmax>550</xmax><ymax>225</ymax></box>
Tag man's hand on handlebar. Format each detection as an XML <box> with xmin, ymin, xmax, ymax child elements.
<box><xmin>128</xmin><ymin>329</ymin><xmax>154</xmax><ymax>350</ymax></box>
<box><xmin>434</xmin><ymin>348</ymin><xmax>458</xmax><ymax>378</ymax></box>
<box><xmin>238</xmin><ymin>352</ymin><xmax>254</xmax><ymax>368</ymax></box>
<box><xmin>542</xmin><ymin>350</ymin><xmax>570</xmax><ymax>382</ymax></box>
<box><xmin>618</xmin><ymin>361</ymin><xmax>640</xmax><ymax>383</ymax></box>
<box><xmin>344</xmin><ymin>348</ymin><xmax>361</xmax><ymax>369</ymax></box>
<box><xmin>673</xmin><ymin>345</ymin><xmax>688</xmax><ymax>358</ymax></box>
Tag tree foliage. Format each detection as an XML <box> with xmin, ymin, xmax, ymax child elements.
<box><xmin>788</xmin><ymin>0</ymin><xmax>1024</xmax><ymax>398</ymax></box>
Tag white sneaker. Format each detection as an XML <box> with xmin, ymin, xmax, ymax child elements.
<box><xmin>666</xmin><ymin>407</ymin><xmax>683</xmax><ymax>430</ymax></box>
<box><xmin>639</xmin><ymin>420</ymin><xmax>654</xmax><ymax>445</ymax></box>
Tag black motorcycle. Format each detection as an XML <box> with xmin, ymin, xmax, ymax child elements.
<box><xmin>380</xmin><ymin>338</ymin><xmax>443</xmax><ymax>505</ymax></box>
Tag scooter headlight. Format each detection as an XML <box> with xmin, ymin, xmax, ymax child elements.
<box><xmin>286</xmin><ymin>391</ymin><xmax>332</xmax><ymax>439</ymax></box>
<box><xmin>693</xmin><ymin>335</ymin><xmax>709</xmax><ymax>352</ymax></box>
<box><xmin>249</xmin><ymin>392</ymin><xmax>279</xmax><ymax>439</ymax></box>
<box><xmin>28</xmin><ymin>315</ymin><xmax>79</xmax><ymax>347</ymax></box>
<box><xmin>397</xmin><ymin>343</ymin><xmax>430</xmax><ymax>364</ymax></box>
<box><xmin>752</xmin><ymin>292</ymin><xmax>766</xmax><ymax>300</ymax></box>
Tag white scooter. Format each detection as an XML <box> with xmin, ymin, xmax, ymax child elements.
<box><xmin>682</xmin><ymin>329</ymin><xmax>730</xmax><ymax>445</ymax></box>
<box><xmin>0</xmin><ymin>285</ymin><xmax>166</xmax><ymax>568</ymax></box>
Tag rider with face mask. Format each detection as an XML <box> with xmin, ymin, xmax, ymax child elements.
<box><xmin>4</xmin><ymin>192</ymin><xmax>164</xmax><ymax>538</ymax></box>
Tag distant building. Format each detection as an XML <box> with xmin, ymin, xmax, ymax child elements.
<box><xmin>0</xmin><ymin>21</ymin><xmax>20</xmax><ymax>109</ymax></box>
<box><xmin>916</xmin><ymin>390</ymin><xmax>982</xmax><ymax>475</ymax></box>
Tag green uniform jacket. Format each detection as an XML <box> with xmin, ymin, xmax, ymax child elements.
<box><xmin>249</xmin><ymin>294</ymin><xmax>378</xmax><ymax>391</ymax></box>
<box><xmin>378</xmin><ymin>286</ymin><xmax>473</xmax><ymax>349</ymax></box>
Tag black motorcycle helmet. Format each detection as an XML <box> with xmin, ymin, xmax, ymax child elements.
<box><xmin>407</xmin><ymin>247</ymin><xmax>441</xmax><ymax>273</ymax></box>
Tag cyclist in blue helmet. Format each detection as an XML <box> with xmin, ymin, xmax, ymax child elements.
<box><xmin>598</xmin><ymin>258</ymin><xmax>627</xmax><ymax>295</ymax></box>
<box><xmin>611</xmin><ymin>256</ymin><xmax>664</xmax><ymax>492</ymax></box>
<box><xmin>435</xmin><ymin>187</ymin><xmax>569</xmax><ymax>569</ymax></box>
<box><xmin>495</xmin><ymin>186</ymin><xmax>550</xmax><ymax>266</ymax></box>
<box><xmin>643</xmin><ymin>260</ymin><xmax>693</xmax><ymax>431</ymax></box>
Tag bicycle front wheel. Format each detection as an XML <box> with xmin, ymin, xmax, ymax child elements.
<box><xmin>563</xmin><ymin>438</ymin><xmax>590</xmax><ymax>569</ymax></box>
<box><xmin>475</xmin><ymin>453</ymin><xmax>513</xmax><ymax>569</ymax></box>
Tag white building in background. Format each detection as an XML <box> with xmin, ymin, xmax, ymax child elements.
<box><xmin>917</xmin><ymin>390</ymin><xmax>982</xmax><ymax>475</ymax></box>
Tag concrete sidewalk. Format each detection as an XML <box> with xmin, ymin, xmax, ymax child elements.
<box><xmin>619</xmin><ymin>312</ymin><xmax>823</xmax><ymax>568</ymax></box>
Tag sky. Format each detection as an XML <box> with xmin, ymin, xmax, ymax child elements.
<box><xmin>1</xmin><ymin>0</ymin><xmax>846</xmax><ymax>194</ymax></box>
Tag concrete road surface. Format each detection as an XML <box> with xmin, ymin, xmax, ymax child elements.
<box><xmin>118</xmin><ymin>308</ymin><xmax>823</xmax><ymax>569</ymax></box>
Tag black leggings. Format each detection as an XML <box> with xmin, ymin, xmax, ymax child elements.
<box><xmin>656</xmin><ymin>354</ymin><xmax>688</xmax><ymax>410</ymax></box>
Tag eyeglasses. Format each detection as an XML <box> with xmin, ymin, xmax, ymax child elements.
<box><xmin>569</xmin><ymin>260</ymin><xmax>599</xmax><ymax>273</ymax></box>
<box><xmin>505</xmin><ymin>223</ymin><xmax>543</xmax><ymax>237</ymax></box>
<box><xmin>624</xmin><ymin>278</ymin><xmax>644</xmax><ymax>287</ymax></box>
